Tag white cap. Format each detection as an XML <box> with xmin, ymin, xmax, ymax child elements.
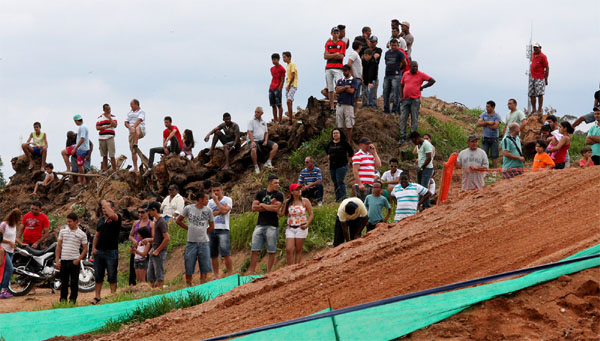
<box><xmin>533</xmin><ymin>42</ymin><xmax>541</xmax><ymax>48</ymax></box>
<box><xmin>401</xmin><ymin>21</ymin><xmax>410</xmax><ymax>28</ymax></box>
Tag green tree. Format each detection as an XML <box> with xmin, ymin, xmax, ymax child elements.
<box><xmin>0</xmin><ymin>156</ymin><xmax>6</xmax><ymax>188</ymax></box>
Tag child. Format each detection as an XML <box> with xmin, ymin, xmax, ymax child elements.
<box><xmin>21</xmin><ymin>122</ymin><xmax>48</xmax><ymax>171</ymax></box>
<box><xmin>131</xmin><ymin>226</ymin><xmax>151</xmax><ymax>283</ymax></box>
<box><xmin>179</xmin><ymin>129</ymin><xmax>195</xmax><ymax>160</ymax></box>
<box><xmin>532</xmin><ymin>140</ymin><xmax>555</xmax><ymax>171</ymax></box>
<box><xmin>579</xmin><ymin>146</ymin><xmax>595</xmax><ymax>167</ymax></box>
<box><xmin>55</xmin><ymin>213</ymin><xmax>88</xmax><ymax>304</ymax></box>
<box><xmin>33</xmin><ymin>163</ymin><xmax>55</xmax><ymax>195</ymax></box>
<box><xmin>269</xmin><ymin>53</ymin><xmax>286</xmax><ymax>123</ymax></box>
<box><xmin>540</xmin><ymin>124</ymin><xmax>552</xmax><ymax>140</ymax></box>
<box><xmin>364</xmin><ymin>181</ymin><xmax>391</xmax><ymax>232</ymax></box>
<box><xmin>283</xmin><ymin>51</ymin><xmax>297</xmax><ymax>124</ymax></box>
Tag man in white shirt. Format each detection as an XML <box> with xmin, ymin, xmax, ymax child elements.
<box><xmin>207</xmin><ymin>182</ymin><xmax>233</xmax><ymax>278</ymax></box>
<box><xmin>125</xmin><ymin>99</ymin><xmax>146</xmax><ymax>173</ymax></box>
<box><xmin>381</xmin><ymin>158</ymin><xmax>402</xmax><ymax>193</ymax></box>
<box><xmin>161</xmin><ymin>184</ymin><xmax>185</xmax><ymax>222</ymax></box>
<box><xmin>456</xmin><ymin>135</ymin><xmax>489</xmax><ymax>191</ymax></box>
<box><xmin>248</xmin><ymin>107</ymin><xmax>278</xmax><ymax>174</ymax></box>
<box><xmin>347</xmin><ymin>41</ymin><xmax>363</xmax><ymax>111</ymax></box>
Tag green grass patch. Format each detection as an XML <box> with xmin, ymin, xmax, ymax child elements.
<box><xmin>50</xmin><ymin>300</ymin><xmax>78</xmax><ymax>309</ymax></box>
<box><xmin>569</xmin><ymin>132</ymin><xmax>586</xmax><ymax>159</ymax></box>
<box><xmin>289</xmin><ymin>128</ymin><xmax>332</xmax><ymax>170</ymax></box>
<box><xmin>423</xmin><ymin>115</ymin><xmax>469</xmax><ymax>159</ymax></box>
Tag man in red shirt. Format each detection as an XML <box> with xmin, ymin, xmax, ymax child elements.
<box><xmin>529</xmin><ymin>42</ymin><xmax>549</xmax><ymax>114</ymax></box>
<box><xmin>18</xmin><ymin>201</ymin><xmax>50</xmax><ymax>249</ymax></box>
<box><xmin>269</xmin><ymin>53</ymin><xmax>286</xmax><ymax>123</ymax></box>
<box><xmin>399</xmin><ymin>61</ymin><xmax>436</xmax><ymax>142</ymax></box>
<box><xmin>148</xmin><ymin>116</ymin><xmax>183</xmax><ymax>168</ymax></box>
<box><xmin>321</xmin><ymin>27</ymin><xmax>346</xmax><ymax>114</ymax></box>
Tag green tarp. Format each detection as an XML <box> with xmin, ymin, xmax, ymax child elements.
<box><xmin>239</xmin><ymin>244</ymin><xmax>599</xmax><ymax>340</ymax></box>
<box><xmin>0</xmin><ymin>274</ymin><xmax>259</xmax><ymax>341</ymax></box>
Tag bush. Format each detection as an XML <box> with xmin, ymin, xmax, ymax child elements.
<box><xmin>289</xmin><ymin>128</ymin><xmax>332</xmax><ymax>170</ymax></box>
<box><xmin>569</xmin><ymin>132</ymin><xmax>587</xmax><ymax>159</ymax></box>
<box><xmin>423</xmin><ymin>115</ymin><xmax>468</xmax><ymax>159</ymax></box>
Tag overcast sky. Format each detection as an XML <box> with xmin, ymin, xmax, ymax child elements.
<box><xmin>1</xmin><ymin>0</ymin><xmax>599</xmax><ymax>179</ymax></box>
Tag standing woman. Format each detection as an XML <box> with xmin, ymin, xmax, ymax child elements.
<box><xmin>279</xmin><ymin>184</ymin><xmax>313</xmax><ymax>265</ymax></box>
<box><xmin>548</xmin><ymin>121</ymin><xmax>574</xmax><ymax>169</ymax></box>
<box><xmin>0</xmin><ymin>209</ymin><xmax>22</xmax><ymax>299</ymax></box>
<box><xmin>128</xmin><ymin>203</ymin><xmax>153</xmax><ymax>286</ymax></box>
<box><xmin>325</xmin><ymin>128</ymin><xmax>354</xmax><ymax>202</ymax></box>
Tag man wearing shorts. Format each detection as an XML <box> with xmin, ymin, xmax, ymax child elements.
<box><xmin>91</xmin><ymin>200</ymin><xmax>121</xmax><ymax>304</ymax></box>
<box><xmin>529</xmin><ymin>42</ymin><xmax>549</xmax><ymax>114</ymax></box>
<box><xmin>207</xmin><ymin>182</ymin><xmax>233</xmax><ymax>278</ymax></box>
<box><xmin>477</xmin><ymin>100</ymin><xmax>502</xmax><ymax>168</ymax></box>
<box><xmin>21</xmin><ymin>122</ymin><xmax>48</xmax><ymax>171</ymax></box>
<box><xmin>72</xmin><ymin>114</ymin><xmax>90</xmax><ymax>184</ymax></box>
<box><xmin>125</xmin><ymin>99</ymin><xmax>146</xmax><ymax>173</ymax></box>
<box><xmin>248</xmin><ymin>107</ymin><xmax>278</xmax><ymax>174</ymax></box>
<box><xmin>147</xmin><ymin>201</ymin><xmax>170</xmax><ymax>288</ymax></box>
<box><xmin>96</xmin><ymin>104</ymin><xmax>118</xmax><ymax>173</ymax></box>
<box><xmin>177</xmin><ymin>190</ymin><xmax>214</xmax><ymax>286</ymax></box>
<box><xmin>335</xmin><ymin>64</ymin><xmax>359</xmax><ymax>144</ymax></box>
<box><xmin>321</xmin><ymin>26</ymin><xmax>346</xmax><ymax>114</ymax></box>
<box><xmin>269</xmin><ymin>53</ymin><xmax>286</xmax><ymax>122</ymax></box>
<box><xmin>249</xmin><ymin>174</ymin><xmax>283</xmax><ymax>274</ymax></box>
<box><xmin>204</xmin><ymin>113</ymin><xmax>241</xmax><ymax>170</ymax></box>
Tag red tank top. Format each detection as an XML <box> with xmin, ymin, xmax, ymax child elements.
<box><xmin>553</xmin><ymin>134</ymin><xmax>570</xmax><ymax>163</ymax></box>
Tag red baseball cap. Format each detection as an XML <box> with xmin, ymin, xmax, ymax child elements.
<box><xmin>289</xmin><ymin>183</ymin><xmax>301</xmax><ymax>191</ymax></box>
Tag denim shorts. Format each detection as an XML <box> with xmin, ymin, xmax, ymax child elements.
<box><xmin>147</xmin><ymin>249</ymin><xmax>167</xmax><ymax>282</ymax></box>
<box><xmin>210</xmin><ymin>229</ymin><xmax>231</xmax><ymax>258</ymax></box>
<box><xmin>184</xmin><ymin>242</ymin><xmax>212</xmax><ymax>275</ymax></box>
<box><xmin>269</xmin><ymin>89</ymin><xmax>282</xmax><ymax>107</ymax></box>
<box><xmin>134</xmin><ymin>258</ymin><xmax>148</xmax><ymax>270</ymax></box>
<box><xmin>94</xmin><ymin>249</ymin><xmax>119</xmax><ymax>283</ymax></box>
<box><xmin>251</xmin><ymin>225</ymin><xmax>278</xmax><ymax>253</ymax></box>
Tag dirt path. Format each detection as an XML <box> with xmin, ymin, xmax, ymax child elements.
<box><xmin>88</xmin><ymin>167</ymin><xmax>599</xmax><ymax>340</ymax></box>
<box><xmin>0</xmin><ymin>289</ymin><xmax>109</xmax><ymax>314</ymax></box>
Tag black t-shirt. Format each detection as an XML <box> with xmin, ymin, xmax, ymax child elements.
<box><xmin>255</xmin><ymin>190</ymin><xmax>284</xmax><ymax>227</ymax></box>
<box><xmin>95</xmin><ymin>214</ymin><xmax>122</xmax><ymax>251</ymax></box>
<box><xmin>384</xmin><ymin>49</ymin><xmax>405</xmax><ymax>76</ymax></box>
<box><xmin>153</xmin><ymin>217</ymin><xmax>169</xmax><ymax>250</ymax></box>
<box><xmin>371</xmin><ymin>47</ymin><xmax>383</xmax><ymax>66</ymax></box>
<box><xmin>326</xmin><ymin>140</ymin><xmax>354</xmax><ymax>169</ymax></box>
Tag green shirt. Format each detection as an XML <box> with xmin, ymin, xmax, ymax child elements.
<box><xmin>364</xmin><ymin>194</ymin><xmax>391</xmax><ymax>224</ymax></box>
<box><xmin>588</xmin><ymin>123</ymin><xmax>600</xmax><ymax>157</ymax></box>
<box><xmin>501</xmin><ymin>135</ymin><xmax>524</xmax><ymax>169</ymax></box>
<box><xmin>504</xmin><ymin>110</ymin><xmax>526</xmax><ymax>136</ymax></box>
<box><xmin>417</xmin><ymin>140</ymin><xmax>434</xmax><ymax>169</ymax></box>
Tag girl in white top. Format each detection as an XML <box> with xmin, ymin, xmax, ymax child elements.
<box><xmin>0</xmin><ymin>208</ymin><xmax>23</xmax><ymax>298</ymax></box>
<box><xmin>131</xmin><ymin>226</ymin><xmax>152</xmax><ymax>283</ymax></box>
<box><xmin>279</xmin><ymin>184</ymin><xmax>313</xmax><ymax>265</ymax></box>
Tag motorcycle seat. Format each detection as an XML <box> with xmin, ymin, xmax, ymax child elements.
<box><xmin>24</xmin><ymin>242</ymin><xmax>57</xmax><ymax>256</ymax></box>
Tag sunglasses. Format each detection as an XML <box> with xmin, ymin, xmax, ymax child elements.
<box><xmin>138</xmin><ymin>210</ymin><xmax>147</xmax><ymax>214</ymax></box>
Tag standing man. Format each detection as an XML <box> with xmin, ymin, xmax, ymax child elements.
<box><xmin>298</xmin><ymin>157</ymin><xmax>324</xmax><ymax>206</ymax></box>
<box><xmin>585</xmin><ymin>109</ymin><xmax>600</xmax><ymax>166</ymax></box>
<box><xmin>249</xmin><ymin>174</ymin><xmax>283</xmax><ymax>274</ymax></box>
<box><xmin>352</xmin><ymin>137</ymin><xmax>382</xmax><ymax>201</ymax></box>
<box><xmin>282</xmin><ymin>51</ymin><xmax>298</xmax><ymax>123</ymax></box>
<box><xmin>333</xmin><ymin>198</ymin><xmax>368</xmax><ymax>247</ymax></box>
<box><xmin>96</xmin><ymin>104</ymin><xmax>118</xmax><ymax>173</ymax></box>
<box><xmin>529</xmin><ymin>43</ymin><xmax>549</xmax><ymax>114</ymax></box>
<box><xmin>71</xmin><ymin>114</ymin><xmax>90</xmax><ymax>184</ymax></box>
<box><xmin>381</xmin><ymin>158</ymin><xmax>402</xmax><ymax>193</ymax></box>
<box><xmin>387</xmin><ymin>26</ymin><xmax>407</xmax><ymax>51</ymax></box>
<box><xmin>177</xmin><ymin>190</ymin><xmax>215</xmax><ymax>286</ymax></box>
<box><xmin>456</xmin><ymin>135</ymin><xmax>489</xmax><ymax>191</ymax></box>
<box><xmin>55</xmin><ymin>213</ymin><xmax>87</xmax><ymax>304</ymax></box>
<box><xmin>322</xmin><ymin>27</ymin><xmax>346</xmax><ymax>114</ymax></box>
<box><xmin>91</xmin><ymin>200</ymin><xmax>122</xmax><ymax>305</ymax></box>
<box><xmin>353</xmin><ymin>26</ymin><xmax>371</xmax><ymax>53</ymax></box>
<box><xmin>409</xmin><ymin>132</ymin><xmax>434</xmax><ymax>209</ymax></box>
<box><xmin>161</xmin><ymin>184</ymin><xmax>185</xmax><ymax>222</ymax></box>
<box><xmin>269</xmin><ymin>53</ymin><xmax>286</xmax><ymax>122</ymax></box>
<box><xmin>347</xmin><ymin>41</ymin><xmax>363</xmax><ymax>111</ymax></box>
<box><xmin>125</xmin><ymin>99</ymin><xmax>146</xmax><ymax>173</ymax></box>
<box><xmin>248</xmin><ymin>107</ymin><xmax>278</xmax><ymax>174</ymax></box>
<box><xmin>19</xmin><ymin>201</ymin><xmax>49</xmax><ymax>249</ymax></box>
<box><xmin>391</xmin><ymin>172</ymin><xmax>431</xmax><ymax>222</ymax></box>
<box><xmin>399</xmin><ymin>61</ymin><xmax>436</xmax><ymax>141</ymax></box>
<box><xmin>148</xmin><ymin>116</ymin><xmax>182</xmax><ymax>168</ymax></box>
<box><xmin>501</xmin><ymin>123</ymin><xmax>525</xmax><ymax>178</ymax></box>
<box><xmin>400</xmin><ymin>21</ymin><xmax>414</xmax><ymax>58</ymax></box>
<box><xmin>477</xmin><ymin>100</ymin><xmax>502</xmax><ymax>168</ymax></box>
<box><xmin>207</xmin><ymin>182</ymin><xmax>233</xmax><ymax>279</ymax></box>
<box><xmin>382</xmin><ymin>39</ymin><xmax>407</xmax><ymax>114</ymax></box>
<box><xmin>336</xmin><ymin>24</ymin><xmax>350</xmax><ymax>47</ymax></box>
<box><xmin>503</xmin><ymin>99</ymin><xmax>526</xmax><ymax>136</ymax></box>
<box><xmin>364</xmin><ymin>36</ymin><xmax>383</xmax><ymax>108</ymax></box>
<box><xmin>204</xmin><ymin>113</ymin><xmax>241</xmax><ymax>170</ymax></box>
<box><xmin>335</xmin><ymin>65</ymin><xmax>360</xmax><ymax>143</ymax></box>
<box><xmin>146</xmin><ymin>201</ymin><xmax>170</xmax><ymax>288</ymax></box>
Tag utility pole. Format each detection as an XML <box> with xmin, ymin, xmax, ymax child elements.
<box><xmin>525</xmin><ymin>23</ymin><xmax>533</xmax><ymax>115</ymax></box>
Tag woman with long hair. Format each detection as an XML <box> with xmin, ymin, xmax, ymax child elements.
<box><xmin>0</xmin><ymin>208</ymin><xmax>23</xmax><ymax>298</ymax></box>
<box><xmin>127</xmin><ymin>203</ymin><xmax>153</xmax><ymax>286</ymax></box>
<box><xmin>325</xmin><ymin>128</ymin><xmax>354</xmax><ymax>202</ymax></box>
<box><xmin>279</xmin><ymin>184</ymin><xmax>313</xmax><ymax>265</ymax></box>
<box><xmin>180</xmin><ymin>129</ymin><xmax>195</xmax><ymax>160</ymax></box>
<box><xmin>548</xmin><ymin>121</ymin><xmax>574</xmax><ymax>169</ymax></box>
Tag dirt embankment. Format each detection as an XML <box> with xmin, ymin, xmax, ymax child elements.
<box><xmin>89</xmin><ymin>166</ymin><xmax>599</xmax><ymax>340</ymax></box>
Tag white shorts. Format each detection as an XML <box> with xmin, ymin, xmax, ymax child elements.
<box><xmin>285</xmin><ymin>226</ymin><xmax>308</xmax><ymax>239</ymax></box>
<box><xmin>286</xmin><ymin>86</ymin><xmax>297</xmax><ymax>101</ymax></box>
<box><xmin>325</xmin><ymin>69</ymin><xmax>343</xmax><ymax>92</ymax></box>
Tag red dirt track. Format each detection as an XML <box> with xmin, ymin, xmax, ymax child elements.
<box><xmin>95</xmin><ymin>167</ymin><xmax>600</xmax><ymax>340</ymax></box>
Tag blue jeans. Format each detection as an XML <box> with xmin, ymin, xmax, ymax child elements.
<box><xmin>362</xmin><ymin>81</ymin><xmax>377</xmax><ymax>107</ymax></box>
<box><xmin>184</xmin><ymin>242</ymin><xmax>212</xmax><ymax>275</ymax></box>
<box><xmin>400</xmin><ymin>97</ymin><xmax>421</xmax><ymax>140</ymax></box>
<box><xmin>417</xmin><ymin>167</ymin><xmax>434</xmax><ymax>209</ymax></box>
<box><xmin>1</xmin><ymin>252</ymin><xmax>14</xmax><ymax>290</ymax></box>
<box><xmin>251</xmin><ymin>225</ymin><xmax>279</xmax><ymax>253</ymax></box>
<box><xmin>94</xmin><ymin>249</ymin><xmax>119</xmax><ymax>283</ymax></box>
<box><xmin>330</xmin><ymin>166</ymin><xmax>348</xmax><ymax>202</ymax></box>
<box><xmin>383</xmin><ymin>75</ymin><xmax>401</xmax><ymax>113</ymax></box>
<box><xmin>209</xmin><ymin>229</ymin><xmax>231</xmax><ymax>258</ymax></box>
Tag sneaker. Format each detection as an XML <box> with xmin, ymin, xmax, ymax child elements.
<box><xmin>318</xmin><ymin>201</ymin><xmax>323</xmax><ymax>206</ymax></box>
<box><xmin>264</xmin><ymin>160</ymin><xmax>274</xmax><ymax>169</ymax></box>
<box><xmin>1</xmin><ymin>291</ymin><xmax>13</xmax><ymax>299</ymax></box>
<box><xmin>254</xmin><ymin>165</ymin><xmax>260</xmax><ymax>174</ymax></box>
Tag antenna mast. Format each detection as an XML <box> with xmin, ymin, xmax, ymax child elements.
<box><xmin>526</xmin><ymin>23</ymin><xmax>533</xmax><ymax>115</ymax></box>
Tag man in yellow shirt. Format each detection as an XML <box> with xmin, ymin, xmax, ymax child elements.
<box><xmin>283</xmin><ymin>51</ymin><xmax>298</xmax><ymax>124</ymax></box>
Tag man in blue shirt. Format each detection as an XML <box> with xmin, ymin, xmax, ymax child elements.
<box><xmin>382</xmin><ymin>39</ymin><xmax>407</xmax><ymax>114</ymax></box>
<box><xmin>477</xmin><ymin>100</ymin><xmax>502</xmax><ymax>168</ymax></box>
<box><xmin>501</xmin><ymin>123</ymin><xmax>525</xmax><ymax>179</ymax></box>
<box><xmin>298</xmin><ymin>156</ymin><xmax>323</xmax><ymax>205</ymax></box>
<box><xmin>335</xmin><ymin>64</ymin><xmax>359</xmax><ymax>143</ymax></box>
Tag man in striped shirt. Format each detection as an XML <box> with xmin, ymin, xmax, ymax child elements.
<box><xmin>55</xmin><ymin>213</ymin><xmax>88</xmax><ymax>304</ymax></box>
<box><xmin>298</xmin><ymin>157</ymin><xmax>323</xmax><ymax>205</ymax></box>
<box><xmin>352</xmin><ymin>137</ymin><xmax>382</xmax><ymax>201</ymax></box>
<box><xmin>96</xmin><ymin>104</ymin><xmax>118</xmax><ymax>173</ymax></box>
<box><xmin>391</xmin><ymin>172</ymin><xmax>431</xmax><ymax>222</ymax></box>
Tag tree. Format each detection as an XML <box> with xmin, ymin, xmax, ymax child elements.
<box><xmin>0</xmin><ymin>156</ymin><xmax>6</xmax><ymax>188</ymax></box>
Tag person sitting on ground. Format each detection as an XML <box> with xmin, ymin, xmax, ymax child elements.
<box><xmin>547</xmin><ymin>121</ymin><xmax>573</xmax><ymax>170</ymax></box>
<box><xmin>333</xmin><ymin>197</ymin><xmax>369</xmax><ymax>247</ymax></box>
<box><xmin>207</xmin><ymin>182</ymin><xmax>233</xmax><ymax>279</ymax></box>
<box><xmin>180</xmin><ymin>129</ymin><xmax>195</xmax><ymax>160</ymax></box>
<box><xmin>91</xmin><ymin>200</ymin><xmax>122</xmax><ymax>305</ymax></box>
<box><xmin>32</xmin><ymin>163</ymin><xmax>55</xmax><ymax>196</ymax></box>
<box><xmin>409</xmin><ymin>132</ymin><xmax>434</xmax><ymax>209</ymax></box>
<box><xmin>55</xmin><ymin>213</ymin><xmax>88</xmax><ymax>305</ymax></box>
<box><xmin>578</xmin><ymin>146</ymin><xmax>594</xmax><ymax>168</ymax></box>
<box><xmin>21</xmin><ymin>122</ymin><xmax>48</xmax><ymax>171</ymax></box>
<box><xmin>283</xmin><ymin>51</ymin><xmax>298</xmax><ymax>123</ymax></box>
<box><xmin>278</xmin><ymin>183</ymin><xmax>313</xmax><ymax>266</ymax></box>
<box><xmin>146</xmin><ymin>201</ymin><xmax>170</xmax><ymax>288</ymax></box>
<box><xmin>269</xmin><ymin>53</ymin><xmax>286</xmax><ymax>123</ymax></box>
<box><xmin>364</xmin><ymin>181</ymin><xmax>391</xmax><ymax>232</ymax></box>
<box><xmin>532</xmin><ymin>140</ymin><xmax>555</xmax><ymax>171</ymax></box>
<box><xmin>161</xmin><ymin>184</ymin><xmax>185</xmax><ymax>222</ymax></box>
<box><xmin>128</xmin><ymin>203</ymin><xmax>153</xmax><ymax>286</ymax></box>
<box><xmin>131</xmin><ymin>226</ymin><xmax>151</xmax><ymax>284</ymax></box>
<box><xmin>125</xmin><ymin>99</ymin><xmax>146</xmax><ymax>173</ymax></box>
<box><xmin>335</xmin><ymin>64</ymin><xmax>360</xmax><ymax>144</ymax></box>
<box><xmin>381</xmin><ymin>158</ymin><xmax>402</xmax><ymax>193</ymax></box>
<box><xmin>96</xmin><ymin>103</ymin><xmax>118</xmax><ymax>173</ymax></box>
<box><xmin>352</xmin><ymin>137</ymin><xmax>382</xmax><ymax>201</ymax></box>
<box><xmin>585</xmin><ymin>109</ymin><xmax>600</xmax><ymax>166</ymax></box>
<box><xmin>325</xmin><ymin>128</ymin><xmax>354</xmax><ymax>202</ymax></box>
<box><xmin>248</xmin><ymin>107</ymin><xmax>278</xmax><ymax>174</ymax></box>
<box><xmin>391</xmin><ymin>172</ymin><xmax>432</xmax><ymax>222</ymax></box>
<box><xmin>501</xmin><ymin>122</ymin><xmax>525</xmax><ymax>178</ymax></box>
<box><xmin>0</xmin><ymin>208</ymin><xmax>22</xmax><ymax>299</ymax></box>
<box><xmin>71</xmin><ymin>114</ymin><xmax>90</xmax><ymax>185</ymax></box>
<box><xmin>456</xmin><ymin>135</ymin><xmax>489</xmax><ymax>190</ymax></box>
<box><xmin>149</xmin><ymin>116</ymin><xmax>183</xmax><ymax>169</ymax></box>
<box><xmin>204</xmin><ymin>113</ymin><xmax>241</xmax><ymax>170</ymax></box>
<box><xmin>177</xmin><ymin>190</ymin><xmax>215</xmax><ymax>286</ymax></box>
<box><xmin>298</xmin><ymin>157</ymin><xmax>324</xmax><ymax>206</ymax></box>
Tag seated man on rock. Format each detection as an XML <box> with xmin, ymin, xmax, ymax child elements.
<box><xmin>298</xmin><ymin>156</ymin><xmax>324</xmax><ymax>206</ymax></box>
<box><xmin>204</xmin><ymin>112</ymin><xmax>241</xmax><ymax>170</ymax></box>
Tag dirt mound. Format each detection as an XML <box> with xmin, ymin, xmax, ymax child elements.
<box><xmin>90</xmin><ymin>166</ymin><xmax>599</xmax><ymax>340</ymax></box>
<box><xmin>407</xmin><ymin>268</ymin><xmax>599</xmax><ymax>340</ymax></box>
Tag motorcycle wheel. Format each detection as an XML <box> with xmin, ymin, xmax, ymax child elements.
<box><xmin>78</xmin><ymin>264</ymin><xmax>96</xmax><ymax>292</ymax></box>
<box><xmin>8</xmin><ymin>265</ymin><xmax>35</xmax><ymax>296</ymax></box>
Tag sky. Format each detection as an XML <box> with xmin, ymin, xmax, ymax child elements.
<box><xmin>1</xmin><ymin>0</ymin><xmax>599</xmax><ymax>179</ymax></box>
